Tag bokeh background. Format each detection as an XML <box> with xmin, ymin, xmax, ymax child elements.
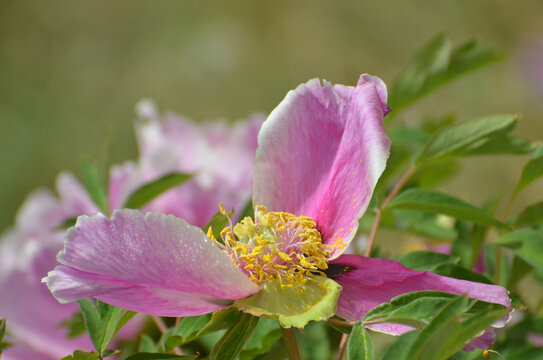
<box><xmin>1</xmin><ymin>0</ymin><xmax>543</xmax><ymax>231</ymax></box>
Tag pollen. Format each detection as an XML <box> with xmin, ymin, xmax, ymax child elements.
<box><xmin>220</xmin><ymin>206</ymin><xmax>332</xmax><ymax>289</ymax></box>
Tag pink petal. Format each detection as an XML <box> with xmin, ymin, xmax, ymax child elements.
<box><xmin>0</xmin><ymin>236</ymin><xmax>94</xmax><ymax>359</ymax></box>
<box><xmin>253</xmin><ymin>75</ymin><xmax>390</xmax><ymax>257</ymax></box>
<box><xmin>463</xmin><ymin>329</ymin><xmax>496</xmax><ymax>351</ymax></box>
<box><xmin>56</xmin><ymin>171</ymin><xmax>100</xmax><ymax>218</ymax></box>
<box><xmin>329</xmin><ymin>255</ymin><xmax>511</xmax><ymax>335</ymax></box>
<box><xmin>15</xmin><ymin>189</ymin><xmax>65</xmax><ymax>237</ymax></box>
<box><xmin>46</xmin><ymin>210</ymin><xmax>260</xmax><ymax>316</ymax></box>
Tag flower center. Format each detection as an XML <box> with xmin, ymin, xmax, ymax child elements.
<box><xmin>208</xmin><ymin>206</ymin><xmax>331</xmax><ymax>289</ymax></box>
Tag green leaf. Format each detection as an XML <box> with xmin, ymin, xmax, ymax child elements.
<box><xmin>405</xmin><ymin>296</ymin><xmax>507</xmax><ymax>360</ymax></box>
<box><xmin>496</xmin><ymin>230</ymin><xmax>543</xmax><ymax>269</ymax></box>
<box><xmin>59</xmin><ymin>311</ymin><xmax>87</xmax><ymax>338</ymax></box>
<box><xmin>415</xmin><ymin>114</ymin><xmax>517</xmax><ymax>164</ymax></box>
<box><xmin>114</xmin><ymin>311</ymin><xmax>137</xmax><ymax>337</ymax></box>
<box><xmin>347</xmin><ymin>322</ymin><xmax>373</xmax><ymax>360</ymax></box>
<box><xmin>389</xmin><ymin>34</ymin><xmax>504</xmax><ymax>113</ymax></box>
<box><xmin>0</xmin><ymin>318</ymin><xmax>5</xmax><ymax>342</ymax></box>
<box><xmin>455</xmin><ymin>136</ymin><xmax>536</xmax><ymax>156</ymax></box>
<box><xmin>124</xmin><ymin>353</ymin><xmax>196</xmax><ymax>360</ymax></box>
<box><xmin>196</xmin><ymin>308</ymin><xmax>241</xmax><ymax>338</ymax></box>
<box><xmin>203</xmin><ymin>209</ymin><xmax>233</xmax><ymax>243</ymax></box>
<box><xmin>514</xmin><ymin>149</ymin><xmax>543</xmax><ymax>196</ymax></box>
<box><xmin>364</xmin><ymin>291</ymin><xmax>461</xmax><ymax>330</ymax></box>
<box><xmin>123</xmin><ymin>172</ymin><xmax>193</xmax><ymax>209</ymax></box>
<box><xmin>381</xmin><ymin>331</ymin><xmax>417</xmax><ymax>360</ymax></box>
<box><xmin>81</xmin><ymin>160</ymin><xmax>109</xmax><ymax>214</ymax></box>
<box><xmin>397</xmin><ymin>251</ymin><xmax>459</xmax><ymax>272</ymax></box>
<box><xmin>209</xmin><ymin>312</ymin><xmax>259</xmax><ymax>360</ymax></box>
<box><xmin>514</xmin><ymin>201</ymin><xmax>543</xmax><ymax>226</ymax></box>
<box><xmin>77</xmin><ymin>299</ymin><xmax>123</xmax><ymax>356</ymax></box>
<box><xmin>386</xmin><ymin>188</ymin><xmax>505</xmax><ymax>228</ymax></box>
<box><xmin>61</xmin><ymin>350</ymin><xmax>118</xmax><ymax>360</ymax></box>
<box><xmin>240</xmin><ymin>319</ymin><xmax>282</xmax><ymax>360</ymax></box>
<box><xmin>300</xmin><ymin>322</ymin><xmax>330</xmax><ymax>360</ymax></box>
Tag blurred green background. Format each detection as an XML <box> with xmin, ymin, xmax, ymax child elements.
<box><xmin>1</xmin><ymin>0</ymin><xmax>543</xmax><ymax>231</ymax></box>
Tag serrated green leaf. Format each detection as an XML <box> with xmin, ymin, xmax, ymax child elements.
<box><xmin>386</xmin><ymin>188</ymin><xmax>505</xmax><ymax>228</ymax></box>
<box><xmin>496</xmin><ymin>230</ymin><xmax>543</xmax><ymax>269</ymax></box>
<box><xmin>389</xmin><ymin>34</ymin><xmax>504</xmax><ymax>113</ymax></box>
<box><xmin>397</xmin><ymin>251</ymin><xmax>459</xmax><ymax>272</ymax></box>
<box><xmin>209</xmin><ymin>312</ymin><xmax>259</xmax><ymax>360</ymax></box>
<box><xmin>124</xmin><ymin>353</ymin><xmax>196</xmax><ymax>360</ymax></box>
<box><xmin>514</xmin><ymin>150</ymin><xmax>543</xmax><ymax>196</ymax></box>
<box><xmin>415</xmin><ymin>114</ymin><xmax>517</xmax><ymax>164</ymax></box>
<box><xmin>81</xmin><ymin>160</ymin><xmax>109</xmax><ymax>214</ymax></box>
<box><xmin>514</xmin><ymin>201</ymin><xmax>543</xmax><ymax>226</ymax></box>
<box><xmin>348</xmin><ymin>322</ymin><xmax>373</xmax><ymax>360</ymax></box>
<box><xmin>123</xmin><ymin>172</ymin><xmax>193</xmax><ymax>209</ymax></box>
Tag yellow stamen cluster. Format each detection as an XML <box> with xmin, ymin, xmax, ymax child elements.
<box><xmin>213</xmin><ymin>206</ymin><xmax>331</xmax><ymax>290</ymax></box>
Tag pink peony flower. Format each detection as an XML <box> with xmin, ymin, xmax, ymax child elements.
<box><xmin>45</xmin><ymin>75</ymin><xmax>511</xmax><ymax>345</ymax></box>
<box><xmin>2</xmin><ymin>108</ymin><xmax>262</xmax><ymax>358</ymax></box>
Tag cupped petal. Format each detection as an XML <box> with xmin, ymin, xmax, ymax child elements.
<box><xmin>253</xmin><ymin>75</ymin><xmax>390</xmax><ymax>258</ymax></box>
<box><xmin>329</xmin><ymin>255</ymin><xmax>511</xmax><ymax>334</ymax></box>
<box><xmin>46</xmin><ymin>209</ymin><xmax>260</xmax><ymax>316</ymax></box>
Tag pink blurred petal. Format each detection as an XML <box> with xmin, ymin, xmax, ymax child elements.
<box><xmin>0</xmin><ymin>235</ymin><xmax>94</xmax><ymax>359</ymax></box>
<box><xmin>46</xmin><ymin>210</ymin><xmax>260</xmax><ymax>316</ymax></box>
<box><xmin>110</xmin><ymin>104</ymin><xmax>263</xmax><ymax>226</ymax></box>
<box><xmin>56</xmin><ymin>171</ymin><xmax>100</xmax><ymax>217</ymax></box>
<box><xmin>15</xmin><ymin>189</ymin><xmax>65</xmax><ymax>236</ymax></box>
<box><xmin>253</xmin><ymin>75</ymin><xmax>390</xmax><ymax>257</ymax></box>
<box><xmin>329</xmin><ymin>254</ymin><xmax>510</xmax><ymax>334</ymax></box>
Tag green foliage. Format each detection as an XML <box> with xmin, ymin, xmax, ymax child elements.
<box><xmin>123</xmin><ymin>353</ymin><xmax>196</xmax><ymax>360</ymax></box>
<box><xmin>0</xmin><ymin>318</ymin><xmax>11</xmax><ymax>355</ymax></box>
<box><xmin>496</xmin><ymin>230</ymin><xmax>543</xmax><ymax>269</ymax></box>
<box><xmin>514</xmin><ymin>201</ymin><xmax>543</xmax><ymax>226</ymax></box>
<box><xmin>386</xmin><ymin>188</ymin><xmax>505</xmax><ymax>227</ymax></box>
<box><xmin>414</xmin><ymin>114</ymin><xmax>518</xmax><ymax>164</ymax></box>
<box><xmin>203</xmin><ymin>208</ymin><xmax>233</xmax><ymax>243</ymax></box>
<box><xmin>77</xmin><ymin>299</ymin><xmax>130</xmax><ymax>357</ymax></box>
<box><xmin>209</xmin><ymin>312</ymin><xmax>260</xmax><ymax>360</ymax></box>
<box><xmin>514</xmin><ymin>146</ymin><xmax>543</xmax><ymax>196</ymax></box>
<box><xmin>347</xmin><ymin>322</ymin><xmax>373</xmax><ymax>360</ymax></box>
<box><xmin>123</xmin><ymin>172</ymin><xmax>193</xmax><ymax>209</ymax></box>
<box><xmin>59</xmin><ymin>311</ymin><xmax>88</xmax><ymax>338</ymax></box>
<box><xmin>81</xmin><ymin>160</ymin><xmax>109</xmax><ymax>214</ymax></box>
<box><xmin>388</xmin><ymin>34</ymin><xmax>504</xmax><ymax>114</ymax></box>
<box><xmin>405</xmin><ymin>296</ymin><xmax>506</xmax><ymax>360</ymax></box>
<box><xmin>61</xmin><ymin>349</ymin><xmax>118</xmax><ymax>360</ymax></box>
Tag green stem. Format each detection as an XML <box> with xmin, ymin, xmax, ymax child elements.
<box><xmin>281</xmin><ymin>326</ymin><xmax>301</xmax><ymax>360</ymax></box>
<box><xmin>365</xmin><ymin>165</ymin><xmax>416</xmax><ymax>257</ymax></box>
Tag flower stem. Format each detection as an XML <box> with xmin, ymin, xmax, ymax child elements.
<box><xmin>281</xmin><ymin>326</ymin><xmax>301</xmax><ymax>360</ymax></box>
<box><xmin>336</xmin><ymin>333</ymin><xmax>349</xmax><ymax>360</ymax></box>
<box><xmin>365</xmin><ymin>165</ymin><xmax>416</xmax><ymax>257</ymax></box>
